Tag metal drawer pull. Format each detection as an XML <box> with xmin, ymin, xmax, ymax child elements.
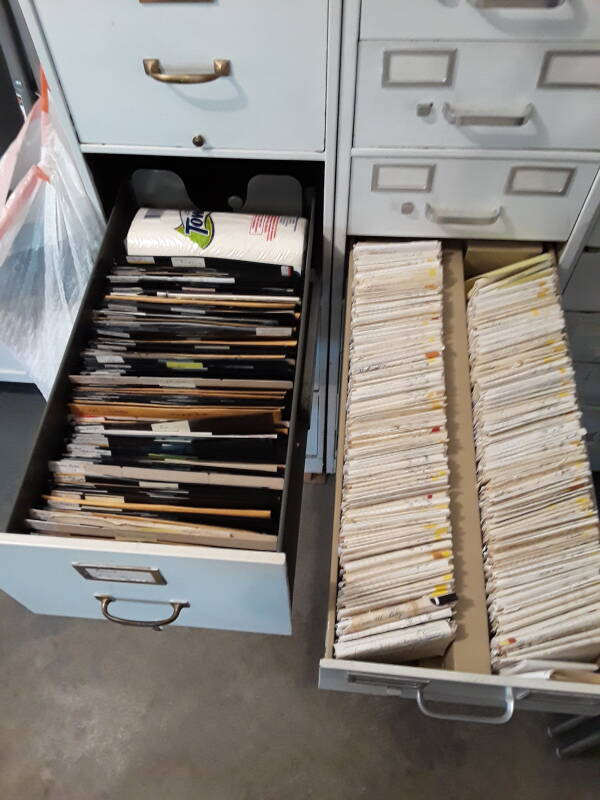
<box><xmin>425</xmin><ymin>203</ymin><xmax>502</xmax><ymax>226</ymax></box>
<box><xmin>471</xmin><ymin>0</ymin><xmax>566</xmax><ymax>7</ymax></box>
<box><xmin>96</xmin><ymin>595</ymin><xmax>190</xmax><ymax>630</ymax></box>
<box><xmin>416</xmin><ymin>686</ymin><xmax>515</xmax><ymax>725</ymax></box>
<box><xmin>143</xmin><ymin>58</ymin><xmax>230</xmax><ymax>84</ymax></box>
<box><xmin>443</xmin><ymin>102</ymin><xmax>534</xmax><ymax>127</ymax></box>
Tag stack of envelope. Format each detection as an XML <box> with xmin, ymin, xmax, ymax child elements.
<box><xmin>467</xmin><ymin>253</ymin><xmax>600</xmax><ymax>672</ymax></box>
<box><xmin>334</xmin><ymin>241</ymin><xmax>457</xmax><ymax>662</ymax></box>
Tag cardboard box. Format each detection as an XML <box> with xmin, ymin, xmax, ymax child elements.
<box><xmin>574</xmin><ymin>362</ymin><xmax>600</xmax><ymax>406</ymax></box>
<box><xmin>464</xmin><ymin>241</ymin><xmax>543</xmax><ymax>279</ymax></box>
<box><xmin>563</xmin><ymin>250</ymin><xmax>600</xmax><ymax>312</ymax></box>
<box><xmin>565</xmin><ymin>312</ymin><xmax>600</xmax><ymax>363</ymax></box>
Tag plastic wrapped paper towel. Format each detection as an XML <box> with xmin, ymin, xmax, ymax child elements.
<box><xmin>126</xmin><ymin>208</ymin><xmax>307</xmax><ymax>272</ymax></box>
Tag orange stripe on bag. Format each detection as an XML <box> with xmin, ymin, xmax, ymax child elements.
<box><xmin>0</xmin><ymin>166</ymin><xmax>42</xmax><ymax>238</ymax></box>
<box><xmin>35</xmin><ymin>166</ymin><xmax>49</xmax><ymax>182</ymax></box>
<box><xmin>40</xmin><ymin>68</ymin><xmax>49</xmax><ymax>113</ymax></box>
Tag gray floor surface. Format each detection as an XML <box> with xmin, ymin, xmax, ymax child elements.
<box><xmin>0</xmin><ymin>384</ymin><xmax>598</xmax><ymax>800</ymax></box>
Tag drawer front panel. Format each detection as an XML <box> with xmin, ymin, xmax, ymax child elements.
<box><xmin>319</xmin><ymin>660</ymin><xmax>600</xmax><ymax>718</ymax></box>
<box><xmin>563</xmin><ymin>250</ymin><xmax>600</xmax><ymax>311</ymax></box>
<box><xmin>0</xmin><ymin>172</ymin><xmax>319</xmax><ymax>633</ymax></box>
<box><xmin>565</xmin><ymin>311</ymin><xmax>600</xmax><ymax>360</ymax></box>
<box><xmin>361</xmin><ymin>0</ymin><xmax>600</xmax><ymax>41</ymax></box>
<box><xmin>574</xmin><ymin>362</ymin><xmax>600</xmax><ymax>404</ymax></box>
<box><xmin>589</xmin><ymin>216</ymin><xmax>600</xmax><ymax>247</ymax></box>
<box><xmin>355</xmin><ymin>41</ymin><xmax>600</xmax><ymax>150</ymax></box>
<box><xmin>348</xmin><ymin>156</ymin><xmax>600</xmax><ymax>241</ymax></box>
<box><xmin>0</xmin><ymin>535</ymin><xmax>291</xmax><ymax>633</ymax></box>
<box><xmin>33</xmin><ymin>0</ymin><xmax>327</xmax><ymax>151</ymax></box>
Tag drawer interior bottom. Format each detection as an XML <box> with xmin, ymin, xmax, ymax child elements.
<box><xmin>324</xmin><ymin>237</ymin><xmax>600</xmax><ymax>694</ymax></box>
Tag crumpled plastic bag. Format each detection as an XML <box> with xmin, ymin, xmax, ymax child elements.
<box><xmin>0</xmin><ymin>72</ymin><xmax>104</xmax><ymax>398</ymax></box>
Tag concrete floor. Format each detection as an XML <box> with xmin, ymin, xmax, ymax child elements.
<box><xmin>0</xmin><ymin>384</ymin><xmax>598</xmax><ymax>800</ymax></box>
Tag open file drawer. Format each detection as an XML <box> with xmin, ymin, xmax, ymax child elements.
<box><xmin>0</xmin><ymin>170</ymin><xmax>320</xmax><ymax>635</ymax></box>
<box><xmin>319</xmin><ymin>244</ymin><xmax>600</xmax><ymax>720</ymax></box>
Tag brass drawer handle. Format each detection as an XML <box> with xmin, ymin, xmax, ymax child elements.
<box><xmin>143</xmin><ymin>58</ymin><xmax>230</xmax><ymax>84</ymax></box>
<box><xmin>96</xmin><ymin>595</ymin><xmax>190</xmax><ymax>630</ymax></box>
<box><xmin>425</xmin><ymin>202</ymin><xmax>502</xmax><ymax>226</ymax></box>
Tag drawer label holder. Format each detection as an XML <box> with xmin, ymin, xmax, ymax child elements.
<box><xmin>73</xmin><ymin>563</ymin><xmax>166</xmax><ymax>585</ymax></box>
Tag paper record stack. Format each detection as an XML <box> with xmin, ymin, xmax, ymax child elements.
<box><xmin>334</xmin><ymin>241</ymin><xmax>457</xmax><ymax>663</ymax></box>
<box><xmin>466</xmin><ymin>253</ymin><xmax>600</xmax><ymax>672</ymax></box>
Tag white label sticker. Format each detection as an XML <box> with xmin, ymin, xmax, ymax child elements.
<box><xmin>58</xmin><ymin>461</ymin><xmax>85</xmax><ymax>474</ymax></box>
<box><xmin>126</xmin><ymin>256</ymin><xmax>155</xmax><ymax>264</ymax></box>
<box><xmin>172</xmin><ymin>257</ymin><xmax>206</xmax><ymax>267</ymax></box>
<box><xmin>96</xmin><ymin>354</ymin><xmax>124</xmax><ymax>364</ymax></box>
<box><xmin>139</xmin><ymin>481</ymin><xmax>179</xmax><ymax>489</ymax></box>
<box><xmin>256</xmin><ymin>327</ymin><xmax>292</xmax><ymax>337</ymax></box>
<box><xmin>157</xmin><ymin>379</ymin><xmax>196</xmax><ymax>389</ymax></box>
<box><xmin>151</xmin><ymin>421</ymin><xmax>191</xmax><ymax>433</ymax></box>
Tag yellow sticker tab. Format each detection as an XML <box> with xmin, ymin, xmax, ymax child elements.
<box><xmin>433</xmin><ymin>549</ymin><xmax>452</xmax><ymax>559</ymax></box>
<box><xmin>432</xmin><ymin>584</ymin><xmax>450</xmax><ymax>596</ymax></box>
<box><xmin>166</xmin><ymin>361</ymin><xmax>204</xmax><ymax>370</ymax></box>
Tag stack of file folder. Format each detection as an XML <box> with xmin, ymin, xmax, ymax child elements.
<box><xmin>26</xmin><ymin>211</ymin><xmax>307</xmax><ymax>552</ymax></box>
<box><xmin>334</xmin><ymin>241</ymin><xmax>457</xmax><ymax>662</ymax></box>
<box><xmin>466</xmin><ymin>253</ymin><xmax>600</xmax><ymax>671</ymax></box>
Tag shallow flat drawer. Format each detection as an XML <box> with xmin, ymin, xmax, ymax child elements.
<box><xmin>319</xmin><ymin>660</ymin><xmax>600</xmax><ymax>718</ymax></box>
<box><xmin>33</xmin><ymin>0</ymin><xmax>327</xmax><ymax>152</ymax></box>
<box><xmin>348</xmin><ymin>154</ymin><xmax>600</xmax><ymax>241</ymax></box>
<box><xmin>574</xmin><ymin>362</ymin><xmax>600</xmax><ymax>405</ymax></box>
<box><xmin>0</xmin><ymin>172</ymin><xmax>320</xmax><ymax>634</ymax></box>
<box><xmin>355</xmin><ymin>41</ymin><xmax>600</xmax><ymax>151</ymax></box>
<box><xmin>563</xmin><ymin>250</ymin><xmax>600</xmax><ymax>311</ymax></box>
<box><xmin>361</xmin><ymin>0</ymin><xmax>600</xmax><ymax>41</ymax></box>
<box><xmin>580</xmin><ymin>404</ymin><xmax>600</xmax><ymax>470</ymax></box>
<box><xmin>319</xmin><ymin>241</ymin><xmax>600</xmax><ymax>722</ymax></box>
<box><xmin>589</xmin><ymin>216</ymin><xmax>600</xmax><ymax>247</ymax></box>
<box><xmin>565</xmin><ymin>311</ymin><xmax>600</xmax><ymax>361</ymax></box>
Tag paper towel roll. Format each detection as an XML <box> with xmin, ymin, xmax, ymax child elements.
<box><xmin>126</xmin><ymin>209</ymin><xmax>307</xmax><ymax>272</ymax></box>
